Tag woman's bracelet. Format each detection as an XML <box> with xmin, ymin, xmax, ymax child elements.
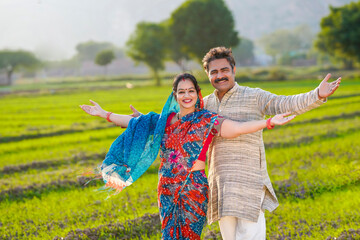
<box><xmin>106</xmin><ymin>112</ymin><xmax>113</xmax><ymax>122</ymax></box>
<box><xmin>266</xmin><ymin>118</ymin><xmax>274</xmax><ymax>130</ymax></box>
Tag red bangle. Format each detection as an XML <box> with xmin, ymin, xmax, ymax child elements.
<box><xmin>106</xmin><ymin>112</ymin><xmax>113</xmax><ymax>122</ymax></box>
<box><xmin>266</xmin><ymin>118</ymin><xmax>274</xmax><ymax>129</ymax></box>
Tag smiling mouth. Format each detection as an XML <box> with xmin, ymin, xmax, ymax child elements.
<box><xmin>183</xmin><ymin>99</ymin><xmax>192</xmax><ymax>103</ymax></box>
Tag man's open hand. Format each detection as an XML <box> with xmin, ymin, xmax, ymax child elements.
<box><xmin>318</xmin><ymin>73</ymin><xmax>341</xmax><ymax>99</ymax></box>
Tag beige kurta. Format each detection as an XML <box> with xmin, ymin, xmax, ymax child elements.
<box><xmin>204</xmin><ymin>83</ymin><xmax>326</xmax><ymax>224</ymax></box>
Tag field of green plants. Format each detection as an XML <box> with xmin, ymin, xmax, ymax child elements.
<box><xmin>0</xmin><ymin>75</ymin><xmax>359</xmax><ymax>239</ymax></box>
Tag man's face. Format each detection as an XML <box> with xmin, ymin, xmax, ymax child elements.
<box><xmin>207</xmin><ymin>58</ymin><xmax>236</xmax><ymax>94</ymax></box>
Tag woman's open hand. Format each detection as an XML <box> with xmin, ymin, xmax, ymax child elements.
<box><xmin>270</xmin><ymin>112</ymin><xmax>296</xmax><ymax>126</ymax></box>
<box><xmin>80</xmin><ymin>100</ymin><xmax>107</xmax><ymax>118</ymax></box>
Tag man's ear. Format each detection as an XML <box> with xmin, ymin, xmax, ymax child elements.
<box><xmin>233</xmin><ymin>66</ymin><xmax>236</xmax><ymax>74</ymax></box>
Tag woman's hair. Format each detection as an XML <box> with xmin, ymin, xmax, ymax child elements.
<box><xmin>172</xmin><ymin>73</ymin><xmax>201</xmax><ymax>96</ymax></box>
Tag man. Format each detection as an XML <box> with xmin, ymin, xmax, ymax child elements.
<box><xmin>201</xmin><ymin>47</ymin><xmax>340</xmax><ymax>240</ymax></box>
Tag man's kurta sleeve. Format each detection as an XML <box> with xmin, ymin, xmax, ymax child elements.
<box><xmin>256</xmin><ymin>87</ymin><xmax>327</xmax><ymax>116</ymax></box>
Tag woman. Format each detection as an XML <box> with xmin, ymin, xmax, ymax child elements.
<box><xmin>80</xmin><ymin>73</ymin><xmax>294</xmax><ymax>239</ymax></box>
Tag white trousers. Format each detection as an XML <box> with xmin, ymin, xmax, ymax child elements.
<box><xmin>219</xmin><ymin>191</ymin><xmax>266</xmax><ymax>240</ymax></box>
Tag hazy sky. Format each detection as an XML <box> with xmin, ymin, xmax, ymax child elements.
<box><xmin>0</xmin><ymin>0</ymin><xmax>353</xmax><ymax>61</ymax></box>
<box><xmin>0</xmin><ymin>0</ymin><xmax>185</xmax><ymax>60</ymax></box>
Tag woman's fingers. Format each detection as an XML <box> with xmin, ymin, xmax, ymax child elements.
<box><xmin>82</xmin><ymin>105</ymin><xmax>91</xmax><ymax>112</ymax></box>
<box><xmin>129</xmin><ymin>104</ymin><xmax>141</xmax><ymax>117</ymax></box>
<box><xmin>80</xmin><ymin>105</ymin><xmax>95</xmax><ymax>115</ymax></box>
<box><xmin>130</xmin><ymin>104</ymin><xmax>137</xmax><ymax>113</ymax></box>
<box><xmin>273</xmin><ymin>114</ymin><xmax>296</xmax><ymax>125</ymax></box>
<box><xmin>278</xmin><ymin>115</ymin><xmax>295</xmax><ymax>125</ymax></box>
<box><xmin>89</xmin><ymin>99</ymin><xmax>99</xmax><ymax>106</ymax></box>
<box><xmin>284</xmin><ymin>115</ymin><xmax>296</xmax><ymax>122</ymax></box>
<box><xmin>281</xmin><ymin>112</ymin><xmax>292</xmax><ymax>117</ymax></box>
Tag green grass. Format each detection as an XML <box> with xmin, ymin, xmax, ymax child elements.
<box><xmin>267</xmin><ymin>185</ymin><xmax>360</xmax><ymax>239</ymax></box>
<box><xmin>0</xmin><ymin>172</ymin><xmax>159</xmax><ymax>240</ymax></box>
<box><xmin>0</xmin><ymin>76</ymin><xmax>359</xmax><ymax>239</ymax></box>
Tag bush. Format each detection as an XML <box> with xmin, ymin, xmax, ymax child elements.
<box><xmin>235</xmin><ymin>72</ymin><xmax>252</xmax><ymax>82</ymax></box>
<box><xmin>252</xmin><ymin>69</ymin><xmax>269</xmax><ymax>76</ymax></box>
<box><xmin>267</xmin><ymin>68</ymin><xmax>287</xmax><ymax>81</ymax></box>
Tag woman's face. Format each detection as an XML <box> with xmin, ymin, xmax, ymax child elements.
<box><xmin>175</xmin><ymin>79</ymin><xmax>198</xmax><ymax>111</ymax></box>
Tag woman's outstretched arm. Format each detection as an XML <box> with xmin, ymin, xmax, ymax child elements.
<box><xmin>80</xmin><ymin>100</ymin><xmax>133</xmax><ymax>127</ymax></box>
<box><xmin>220</xmin><ymin>113</ymin><xmax>295</xmax><ymax>139</ymax></box>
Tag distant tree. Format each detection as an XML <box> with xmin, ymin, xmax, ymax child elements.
<box><xmin>0</xmin><ymin>50</ymin><xmax>41</xmax><ymax>85</ymax></box>
<box><xmin>95</xmin><ymin>50</ymin><xmax>115</xmax><ymax>75</ymax></box>
<box><xmin>258</xmin><ymin>29</ymin><xmax>302</xmax><ymax>64</ymax></box>
<box><xmin>258</xmin><ymin>25</ymin><xmax>315</xmax><ymax>65</ymax></box>
<box><xmin>75</xmin><ymin>41</ymin><xmax>116</xmax><ymax>62</ymax></box>
<box><xmin>168</xmin><ymin>0</ymin><xmax>239</xmax><ymax>63</ymax></box>
<box><xmin>232</xmin><ymin>38</ymin><xmax>255</xmax><ymax>66</ymax></box>
<box><xmin>126</xmin><ymin>22</ymin><xmax>167</xmax><ymax>86</ymax></box>
<box><xmin>315</xmin><ymin>2</ymin><xmax>360</xmax><ymax>69</ymax></box>
<box><xmin>293</xmin><ymin>24</ymin><xmax>315</xmax><ymax>51</ymax></box>
<box><xmin>162</xmin><ymin>20</ymin><xmax>190</xmax><ymax>71</ymax></box>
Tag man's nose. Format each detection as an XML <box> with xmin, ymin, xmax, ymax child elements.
<box><xmin>217</xmin><ymin>71</ymin><xmax>225</xmax><ymax>79</ymax></box>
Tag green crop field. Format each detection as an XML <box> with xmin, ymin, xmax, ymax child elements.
<box><xmin>0</xmin><ymin>76</ymin><xmax>359</xmax><ymax>240</ymax></box>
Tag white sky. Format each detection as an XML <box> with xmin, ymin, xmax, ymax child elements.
<box><xmin>0</xmin><ymin>0</ymin><xmax>354</xmax><ymax>61</ymax></box>
<box><xmin>0</xmin><ymin>0</ymin><xmax>184</xmax><ymax>60</ymax></box>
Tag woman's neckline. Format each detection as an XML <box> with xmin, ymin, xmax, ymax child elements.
<box><xmin>167</xmin><ymin>110</ymin><xmax>197</xmax><ymax>128</ymax></box>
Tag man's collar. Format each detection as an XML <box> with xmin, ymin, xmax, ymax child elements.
<box><xmin>213</xmin><ymin>83</ymin><xmax>239</xmax><ymax>100</ymax></box>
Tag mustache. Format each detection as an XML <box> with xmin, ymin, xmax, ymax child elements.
<box><xmin>214</xmin><ymin>77</ymin><xmax>228</xmax><ymax>83</ymax></box>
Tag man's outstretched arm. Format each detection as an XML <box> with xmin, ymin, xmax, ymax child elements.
<box><xmin>257</xmin><ymin>73</ymin><xmax>341</xmax><ymax>116</ymax></box>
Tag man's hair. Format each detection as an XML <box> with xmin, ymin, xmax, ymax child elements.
<box><xmin>202</xmin><ymin>46</ymin><xmax>236</xmax><ymax>73</ymax></box>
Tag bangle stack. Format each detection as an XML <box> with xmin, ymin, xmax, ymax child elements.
<box><xmin>266</xmin><ymin>118</ymin><xmax>274</xmax><ymax>130</ymax></box>
<box><xmin>106</xmin><ymin>112</ymin><xmax>113</xmax><ymax>122</ymax></box>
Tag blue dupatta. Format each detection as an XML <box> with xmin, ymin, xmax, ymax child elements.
<box><xmin>99</xmin><ymin>93</ymin><xmax>179</xmax><ymax>194</ymax></box>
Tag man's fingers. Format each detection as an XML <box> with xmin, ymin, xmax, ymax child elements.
<box><xmin>321</xmin><ymin>73</ymin><xmax>332</xmax><ymax>83</ymax></box>
<box><xmin>330</xmin><ymin>84</ymin><xmax>339</xmax><ymax>94</ymax></box>
<box><xmin>331</xmin><ymin>77</ymin><xmax>341</xmax><ymax>86</ymax></box>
